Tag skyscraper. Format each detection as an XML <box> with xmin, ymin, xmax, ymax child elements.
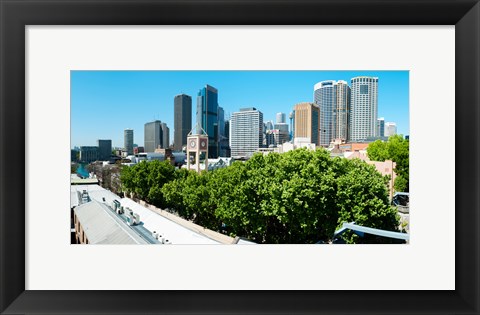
<box><xmin>124</xmin><ymin>129</ymin><xmax>134</xmax><ymax>155</ymax></box>
<box><xmin>144</xmin><ymin>120</ymin><xmax>162</xmax><ymax>152</ymax></box>
<box><xmin>218</xmin><ymin>106</ymin><xmax>229</xmax><ymax>156</ymax></box>
<box><xmin>161</xmin><ymin>122</ymin><xmax>170</xmax><ymax>148</ymax></box>
<box><xmin>385</xmin><ymin>122</ymin><xmax>397</xmax><ymax>137</ymax></box>
<box><xmin>289</xmin><ymin>111</ymin><xmax>295</xmax><ymax>141</ymax></box>
<box><xmin>97</xmin><ymin>139</ymin><xmax>112</xmax><ymax>161</ymax></box>
<box><xmin>333</xmin><ymin>80</ymin><xmax>351</xmax><ymax>142</ymax></box>
<box><xmin>276</xmin><ymin>112</ymin><xmax>286</xmax><ymax>124</ymax></box>
<box><xmin>230</xmin><ymin>107</ymin><xmax>263</xmax><ymax>158</ymax></box>
<box><xmin>293</xmin><ymin>102</ymin><xmax>319</xmax><ymax>145</ymax></box>
<box><xmin>173</xmin><ymin>94</ymin><xmax>192</xmax><ymax>151</ymax></box>
<box><xmin>224</xmin><ymin>120</ymin><xmax>231</xmax><ymax>157</ymax></box>
<box><xmin>314</xmin><ymin>80</ymin><xmax>351</xmax><ymax>146</ymax></box>
<box><xmin>376</xmin><ymin>117</ymin><xmax>385</xmax><ymax>137</ymax></box>
<box><xmin>349</xmin><ymin>76</ymin><xmax>378</xmax><ymax>142</ymax></box>
<box><xmin>197</xmin><ymin>85</ymin><xmax>219</xmax><ymax>158</ymax></box>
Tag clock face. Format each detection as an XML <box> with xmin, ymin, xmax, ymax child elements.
<box><xmin>200</xmin><ymin>140</ymin><xmax>206</xmax><ymax>148</ymax></box>
<box><xmin>189</xmin><ymin>139</ymin><xmax>196</xmax><ymax>149</ymax></box>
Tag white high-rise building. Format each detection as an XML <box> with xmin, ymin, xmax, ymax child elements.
<box><xmin>230</xmin><ymin>107</ymin><xmax>263</xmax><ymax>158</ymax></box>
<box><xmin>349</xmin><ymin>76</ymin><xmax>378</xmax><ymax>142</ymax></box>
<box><xmin>385</xmin><ymin>122</ymin><xmax>397</xmax><ymax>137</ymax></box>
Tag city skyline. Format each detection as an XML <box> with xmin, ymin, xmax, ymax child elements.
<box><xmin>71</xmin><ymin>70</ymin><xmax>409</xmax><ymax>149</ymax></box>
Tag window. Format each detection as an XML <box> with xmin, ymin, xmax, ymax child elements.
<box><xmin>360</xmin><ymin>85</ymin><xmax>369</xmax><ymax>94</ymax></box>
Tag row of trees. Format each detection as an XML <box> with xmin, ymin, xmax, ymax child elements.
<box><xmin>366</xmin><ymin>134</ymin><xmax>409</xmax><ymax>192</ymax></box>
<box><xmin>120</xmin><ymin>149</ymin><xmax>400</xmax><ymax>244</ymax></box>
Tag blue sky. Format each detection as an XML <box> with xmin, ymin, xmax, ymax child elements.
<box><xmin>71</xmin><ymin>70</ymin><xmax>409</xmax><ymax>148</ymax></box>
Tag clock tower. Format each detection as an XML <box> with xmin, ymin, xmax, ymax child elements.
<box><xmin>186</xmin><ymin>125</ymin><xmax>208</xmax><ymax>173</ymax></box>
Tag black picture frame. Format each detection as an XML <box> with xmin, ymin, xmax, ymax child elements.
<box><xmin>1</xmin><ymin>0</ymin><xmax>479</xmax><ymax>314</ymax></box>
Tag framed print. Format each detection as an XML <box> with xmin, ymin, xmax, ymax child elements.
<box><xmin>1</xmin><ymin>0</ymin><xmax>479</xmax><ymax>314</ymax></box>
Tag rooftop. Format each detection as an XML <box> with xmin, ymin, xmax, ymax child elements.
<box><xmin>74</xmin><ymin>200</ymin><xmax>150</xmax><ymax>244</ymax></box>
<box><xmin>71</xmin><ymin>184</ymin><xmax>221</xmax><ymax>245</ymax></box>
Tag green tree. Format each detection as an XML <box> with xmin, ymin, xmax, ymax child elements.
<box><xmin>120</xmin><ymin>160</ymin><xmax>175</xmax><ymax>208</ymax></box>
<box><xmin>365</xmin><ymin>140</ymin><xmax>389</xmax><ymax>161</ymax></box>
<box><xmin>334</xmin><ymin>158</ymin><xmax>400</xmax><ymax>243</ymax></box>
<box><xmin>367</xmin><ymin>135</ymin><xmax>409</xmax><ymax>192</ymax></box>
<box><xmin>143</xmin><ymin>148</ymin><xmax>401</xmax><ymax>244</ymax></box>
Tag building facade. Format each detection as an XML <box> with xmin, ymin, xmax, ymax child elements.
<box><xmin>385</xmin><ymin>122</ymin><xmax>397</xmax><ymax>137</ymax></box>
<box><xmin>274</xmin><ymin>123</ymin><xmax>289</xmax><ymax>134</ymax></box>
<box><xmin>314</xmin><ymin>80</ymin><xmax>351</xmax><ymax>146</ymax></box>
<box><xmin>230</xmin><ymin>107</ymin><xmax>263</xmax><ymax>158</ymax></box>
<box><xmin>314</xmin><ymin>81</ymin><xmax>335</xmax><ymax>146</ymax></box>
<box><xmin>276</xmin><ymin>112</ymin><xmax>286</xmax><ymax>124</ymax></box>
<box><xmin>377</xmin><ymin>118</ymin><xmax>385</xmax><ymax>138</ymax></box>
<box><xmin>79</xmin><ymin>146</ymin><xmax>99</xmax><ymax>163</ymax></box>
<box><xmin>349</xmin><ymin>76</ymin><xmax>378</xmax><ymax>142</ymax></box>
<box><xmin>161</xmin><ymin>122</ymin><xmax>170</xmax><ymax>148</ymax></box>
<box><xmin>266</xmin><ymin>129</ymin><xmax>289</xmax><ymax>147</ymax></box>
<box><xmin>289</xmin><ymin>111</ymin><xmax>295</xmax><ymax>141</ymax></box>
<box><xmin>218</xmin><ymin>106</ymin><xmax>229</xmax><ymax>156</ymax></box>
<box><xmin>173</xmin><ymin>94</ymin><xmax>192</xmax><ymax>151</ymax></box>
<box><xmin>196</xmin><ymin>85</ymin><xmax>219</xmax><ymax>158</ymax></box>
<box><xmin>333</xmin><ymin>80</ymin><xmax>351</xmax><ymax>142</ymax></box>
<box><xmin>293</xmin><ymin>102</ymin><xmax>319</xmax><ymax>145</ymax></box>
<box><xmin>124</xmin><ymin>129</ymin><xmax>134</xmax><ymax>155</ymax></box>
<box><xmin>144</xmin><ymin>120</ymin><xmax>162</xmax><ymax>152</ymax></box>
<box><xmin>97</xmin><ymin>140</ymin><xmax>112</xmax><ymax>161</ymax></box>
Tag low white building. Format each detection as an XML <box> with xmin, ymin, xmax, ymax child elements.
<box><xmin>71</xmin><ymin>184</ymin><xmax>221</xmax><ymax>245</ymax></box>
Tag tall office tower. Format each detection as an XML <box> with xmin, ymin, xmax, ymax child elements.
<box><xmin>293</xmin><ymin>102</ymin><xmax>319</xmax><ymax>145</ymax></box>
<box><xmin>97</xmin><ymin>139</ymin><xmax>112</xmax><ymax>161</ymax></box>
<box><xmin>144</xmin><ymin>120</ymin><xmax>162</xmax><ymax>152</ymax></box>
<box><xmin>230</xmin><ymin>107</ymin><xmax>263</xmax><ymax>158</ymax></box>
<box><xmin>276</xmin><ymin>112</ymin><xmax>286</xmax><ymax>124</ymax></box>
<box><xmin>314</xmin><ymin>80</ymin><xmax>351</xmax><ymax>146</ymax></box>
<box><xmin>224</xmin><ymin>120</ymin><xmax>231</xmax><ymax>157</ymax></box>
<box><xmin>333</xmin><ymin>80</ymin><xmax>351</xmax><ymax>141</ymax></box>
<box><xmin>377</xmin><ymin>117</ymin><xmax>385</xmax><ymax>137</ymax></box>
<box><xmin>289</xmin><ymin>111</ymin><xmax>295</xmax><ymax>141</ymax></box>
<box><xmin>160</xmin><ymin>122</ymin><xmax>170</xmax><ymax>148</ymax></box>
<box><xmin>218</xmin><ymin>106</ymin><xmax>228</xmax><ymax>156</ymax></box>
<box><xmin>124</xmin><ymin>129</ymin><xmax>134</xmax><ymax>155</ymax></box>
<box><xmin>197</xmin><ymin>85</ymin><xmax>219</xmax><ymax>158</ymax></box>
<box><xmin>173</xmin><ymin>94</ymin><xmax>192</xmax><ymax>151</ymax></box>
<box><xmin>218</xmin><ymin>106</ymin><xmax>225</xmax><ymax>139</ymax></box>
<box><xmin>349</xmin><ymin>76</ymin><xmax>378</xmax><ymax>142</ymax></box>
<box><xmin>385</xmin><ymin>122</ymin><xmax>397</xmax><ymax>137</ymax></box>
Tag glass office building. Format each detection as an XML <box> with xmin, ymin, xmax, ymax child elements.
<box><xmin>196</xmin><ymin>85</ymin><xmax>219</xmax><ymax>158</ymax></box>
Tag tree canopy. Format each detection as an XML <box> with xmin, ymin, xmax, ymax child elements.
<box><xmin>366</xmin><ymin>135</ymin><xmax>409</xmax><ymax>192</ymax></box>
<box><xmin>120</xmin><ymin>160</ymin><xmax>176</xmax><ymax>208</ymax></box>
<box><xmin>154</xmin><ymin>149</ymin><xmax>399</xmax><ymax>244</ymax></box>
